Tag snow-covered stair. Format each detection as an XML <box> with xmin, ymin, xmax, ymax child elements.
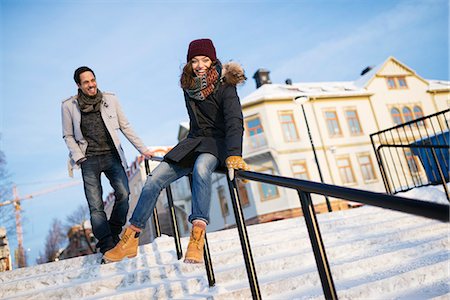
<box><xmin>0</xmin><ymin>205</ymin><xmax>449</xmax><ymax>299</ymax></box>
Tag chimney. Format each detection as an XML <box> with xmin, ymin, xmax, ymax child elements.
<box><xmin>360</xmin><ymin>66</ymin><xmax>374</xmax><ymax>76</ymax></box>
<box><xmin>253</xmin><ymin>68</ymin><xmax>272</xmax><ymax>89</ymax></box>
<box><xmin>285</xmin><ymin>79</ymin><xmax>292</xmax><ymax>85</ymax></box>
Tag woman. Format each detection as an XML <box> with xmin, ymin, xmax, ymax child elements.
<box><xmin>104</xmin><ymin>38</ymin><xmax>249</xmax><ymax>264</ymax></box>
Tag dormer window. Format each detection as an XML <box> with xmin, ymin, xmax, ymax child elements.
<box><xmin>387</xmin><ymin>77</ymin><xmax>396</xmax><ymax>89</ymax></box>
<box><xmin>397</xmin><ymin>77</ymin><xmax>407</xmax><ymax>88</ymax></box>
<box><xmin>386</xmin><ymin>76</ymin><xmax>408</xmax><ymax>89</ymax></box>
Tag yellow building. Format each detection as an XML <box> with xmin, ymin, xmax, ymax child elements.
<box><xmin>239</xmin><ymin>56</ymin><xmax>449</xmax><ymax>219</ymax></box>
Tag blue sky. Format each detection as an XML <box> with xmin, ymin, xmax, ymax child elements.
<box><xmin>0</xmin><ymin>0</ymin><xmax>448</xmax><ymax>266</ymax></box>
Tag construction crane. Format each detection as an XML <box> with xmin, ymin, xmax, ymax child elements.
<box><xmin>0</xmin><ymin>181</ymin><xmax>81</xmax><ymax>268</ymax></box>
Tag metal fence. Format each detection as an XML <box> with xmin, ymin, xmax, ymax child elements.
<box><xmin>146</xmin><ymin>156</ymin><xmax>449</xmax><ymax>300</ymax></box>
<box><xmin>370</xmin><ymin>109</ymin><xmax>450</xmax><ymax>201</ymax></box>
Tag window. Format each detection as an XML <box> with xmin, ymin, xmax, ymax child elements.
<box><xmin>246</xmin><ymin>117</ymin><xmax>263</xmax><ymax>136</ymax></box>
<box><xmin>397</xmin><ymin>77</ymin><xmax>408</xmax><ymax>88</ymax></box>
<box><xmin>386</xmin><ymin>76</ymin><xmax>408</xmax><ymax>89</ymax></box>
<box><xmin>387</xmin><ymin>77</ymin><xmax>397</xmax><ymax>89</ymax></box>
<box><xmin>217</xmin><ymin>186</ymin><xmax>229</xmax><ymax>217</ymax></box>
<box><xmin>337</xmin><ymin>157</ymin><xmax>356</xmax><ymax>184</ymax></box>
<box><xmin>403</xmin><ymin>106</ymin><xmax>414</xmax><ymax>122</ymax></box>
<box><xmin>279</xmin><ymin>111</ymin><xmax>299</xmax><ymax>142</ymax></box>
<box><xmin>357</xmin><ymin>154</ymin><xmax>377</xmax><ymax>182</ymax></box>
<box><xmin>238</xmin><ymin>180</ymin><xmax>250</xmax><ymax>207</ymax></box>
<box><xmin>404</xmin><ymin>149</ymin><xmax>420</xmax><ymax>174</ymax></box>
<box><xmin>413</xmin><ymin>106</ymin><xmax>425</xmax><ymax>126</ymax></box>
<box><xmin>345</xmin><ymin>109</ymin><xmax>363</xmax><ymax>135</ymax></box>
<box><xmin>259</xmin><ymin>168</ymin><xmax>279</xmax><ymax>201</ymax></box>
<box><xmin>245</xmin><ymin>116</ymin><xmax>267</xmax><ymax>149</ymax></box>
<box><xmin>391</xmin><ymin>107</ymin><xmax>403</xmax><ymax>125</ymax></box>
<box><xmin>291</xmin><ymin>161</ymin><xmax>309</xmax><ymax>180</ymax></box>
<box><xmin>413</xmin><ymin>106</ymin><xmax>424</xmax><ymax>119</ymax></box>
<box><xmin>324</xmin><ymin>110</ymin><xmax>342</xmax><ymax>137</ymax></box>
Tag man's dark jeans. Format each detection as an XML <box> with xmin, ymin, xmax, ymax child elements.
<box><xmin>81</xmin><ymin>153</ymin><xmax>129</xmax><ymax>253</ymax></box>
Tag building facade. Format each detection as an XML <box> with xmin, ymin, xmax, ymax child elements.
<box><xmin>58</xmin><ymin>222</ymin><xmax>96</xmax><ymax>260</ymax></box>
<box><xmin>0</xmin><ymin>227</ymin><xmax>12</xmax><ymax>272</ymax></box>
<box><xmin>236</xmin><ymin>56</ymin><xmax>448</xmax><ymax>223</ymax></box>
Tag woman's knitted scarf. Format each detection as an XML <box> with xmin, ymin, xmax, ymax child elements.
<box><xmin>77</xmin><ymin>89</ymin><xmax>103</xmax><ymax>113</ymax></box>
<box><xmin>185</xmin><ymin>63</ymin><xmax>222</xmax><ymax>101</ymax></box>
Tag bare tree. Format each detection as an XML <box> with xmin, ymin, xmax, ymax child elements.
<box><xmin>36</xmin><ymin>219</ymin><xmax>66</xmax><ymax>264</ymax></box>
<box><xmin>65</xmin><ymin>204</ymin><xmax>95</xmax><ymax>253</ymax></box>
<box><xmin>65</xmin><ymin>204</ymin><xmax>90</xmax><ymax>230</ymax></box>
<box><xmin>0</xmin><ymin>144</ymin><xmax>15</xmax><ymax>241</ymax></box>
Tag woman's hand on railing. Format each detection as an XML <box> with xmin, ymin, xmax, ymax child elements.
<box><xmin>225</xmin><ymin>156</ymin><xmax>250</xmax><ymax>181</ymax></box>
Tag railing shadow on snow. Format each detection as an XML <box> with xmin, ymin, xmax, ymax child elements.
<box><xmin>145</xmin><ymin>157</ymin><xmax>449</xmax><ymax>300</ymax></box>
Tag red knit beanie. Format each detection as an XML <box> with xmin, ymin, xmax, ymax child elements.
<box><xmin>187</xmin><ymin>38</ymin><xmax>217</xmax><ymax>62</ymax></box>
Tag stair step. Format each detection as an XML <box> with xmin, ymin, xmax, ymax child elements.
<box><xmin>0</xmin><ymin>206</ymin><xmax>448</xmax><ymax>299</ymax></box>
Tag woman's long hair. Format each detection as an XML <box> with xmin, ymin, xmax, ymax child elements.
<box><xmin>180</xmin><ymin>59</ymin><xmax>220</xmax><ymax>90</ymax></box>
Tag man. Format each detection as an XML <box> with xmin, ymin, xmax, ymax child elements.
<box><xmin>61</xmin><ymin>66</ymin><xmax>153</xmax><ymax>254</ymax></box>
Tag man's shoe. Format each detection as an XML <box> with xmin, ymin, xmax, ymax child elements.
<box><xmin>103</xmin><ymin>228</ymin><xmax>139</xmax><ymax>262</ymax></box>
<box><xmin>112</xmin><ymin>234</ymin><xmax>120</xmax><ymax>245</ymax></box>
<box><xmin>184</xmin><ymin>225</ymin><xmax>205</xmax><ymax>264</ymax></box>
<box><xmin>96</xmin><ymin>237</ymin><xmax>115</xmax><ymax>254</ymax></box>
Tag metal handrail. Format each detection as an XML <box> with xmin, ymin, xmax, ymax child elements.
<box><xmin>144</xmin><ymin>160</ymin><xmax>161</xmax><ymax>237</ymax></box>
<box><xmin>145</xmin><ymin>156</ymin><xmax>449</xmax><ymax>300</ymax></box>
<box><xmin>165</xmin><ymin>185</ymin><xmax>183</xmax><ymax>260</ymax></box>
<box><xmin>188</xmin><ymin>174</ymin><xmax>216</xmax><ymax>287</ymax></box>
<box><xmin>374</xmin><ymin>108</ymin><xmax>449</xmax><ymax>134</ymax></box>
<box><xmin>235</xmin><ymin>169</ymin><xmax>449</xmax><ymax>222</ymax></box>
<box><xmin>376</xmin><ymin>144</ymin><xmax>450</xmax><ymax>202</ymax></box>
<box><xmin>370</xmin><ymin>109</ymin><xmax>449</xmax><ymax>199</ymax></box>
<box><xmin>227</xmin><ymin>174</ymin><xmax>261</xmax><ymax>299</ymax></box>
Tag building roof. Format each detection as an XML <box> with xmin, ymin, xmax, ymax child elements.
<box><xmin>242</xmin><ymin>81</ymin><xmax>371</xmax><ymax>106</ymax></box>
<box><xmin>242</xmin><ymin>56</ymin><xmax>447</xmax><ymax>105</ymax></box>
<box><xmin>428</xmin><ymin>80</ymin><xmax>450</xmax><ymax>92</ymax></box>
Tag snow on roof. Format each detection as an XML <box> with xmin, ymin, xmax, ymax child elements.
<box><xmin>242</xmin><ymin>81</ymin><xmax>370</xmax><ymax>106</ymax></box>
<box><xmin>353</xmin><ymin>62</ymin><xmax>383</xmax><ymax>88</ymax></box>
<box><xmin>242</xmin><ymin>57</ymin><xmax>447</xmax><ymax>105</ymax></box>
<box><xmin>428</xmin><ymin>80</ymin><xmax>450</xmax><ymax>92</ymax></box>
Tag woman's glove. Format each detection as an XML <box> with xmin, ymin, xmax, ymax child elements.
<box><xmin>225</xmin><ymin>156</ymin><xmax>250</xmax><ymax>181</ymax></box>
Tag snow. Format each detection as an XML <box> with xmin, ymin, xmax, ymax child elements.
<box><xmin>398</xmin><ymin>184</ymin><xmax>449</xmax><ymax>205</ymax></box>
<box><xmin>0</xmin><ymin>185</ymin><xmax>448</xmax><ymax>299</ymax></box>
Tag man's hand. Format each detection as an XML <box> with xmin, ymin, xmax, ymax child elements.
<box><xmin>142</xmin><ymin>150</ymin><xmax>155</xmax><ymax>159</ymax></box>
<box><xmin>225</xmin><ymin>156</ymin><xmax>250</xmax><ymax>181</ymax></box>
<box><xmin>76</xmin><ymin>157</ymin><xmax>87</xmax><ymax>166</ymax></box>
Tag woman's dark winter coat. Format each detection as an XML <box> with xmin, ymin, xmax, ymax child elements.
<box><xmin>164</xmin><ymin>62</ymin><xmax>245</xmax><ymax>167</ymax></box>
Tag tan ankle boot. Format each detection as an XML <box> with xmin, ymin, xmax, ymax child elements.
<box><xmin>103</xmin><ymin>228</ymin><xmax>139</xmax><ymax>262</ymax></box>
<box><xmin>184</xmin><ymin>225</ymin><xmax>205</xmax><ymax>264</ymax></box>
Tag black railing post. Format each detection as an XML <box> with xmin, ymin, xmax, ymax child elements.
<box><xmin>226</xmin><ymin>175</ymin><xmax>261</xmax><ymax>300</ymax></box>
<box><xmin>187</xmin><ymin>174</ymin><xmax>215</xmax><ymax>287</ymax></box>
<box><xmin>370</xmin><ymin>109</ymin><xmax>450</xmax><ymax>196</ymax></box>
<box><xmin>145</xmin><ymin>159</ymin><xmax>161</xmax><ymax>237</ymax></box>
<box><xmin>371</xmin><ymin>134</ymin><xmax>391</xmax><ymax>194</ymax></box>
<box><xmin>165</xmin><ymin>185</ymin><xmax>183</xmax><ymax>259</ymax></box>
<box><xmin>430</xmin><ymin>149</ymin><xmax>450</xmax><ymax>202</ymax></box>
<box><xmin>203</xmin><ymin>234</ymin><xmax>216</xmax><ymax>287</ymax></box>
<box><xmin>297</xmin><ymin>190</ymin><xmax>337</xmax><ymax>300</ymax></box>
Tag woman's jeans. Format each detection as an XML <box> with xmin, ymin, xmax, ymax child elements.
<box><xmin>130</xmin><ymin>153</ymin><xmax>219</xmax><ymax>229</ymax></box>
<box><xmin>81</xmin><ymin>153</ymin><xmax>129</xmax><ymax>252</ymax></box>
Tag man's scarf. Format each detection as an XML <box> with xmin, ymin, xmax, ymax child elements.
<box><xmin>77</xmin><ymin>89</ymin><xmax>103</xmax><ymax>113</ymax></box>
<box><xmin>185</xmin><ymin>63</ymin><xmax>222</xmax><ymax>101</ymax></box>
